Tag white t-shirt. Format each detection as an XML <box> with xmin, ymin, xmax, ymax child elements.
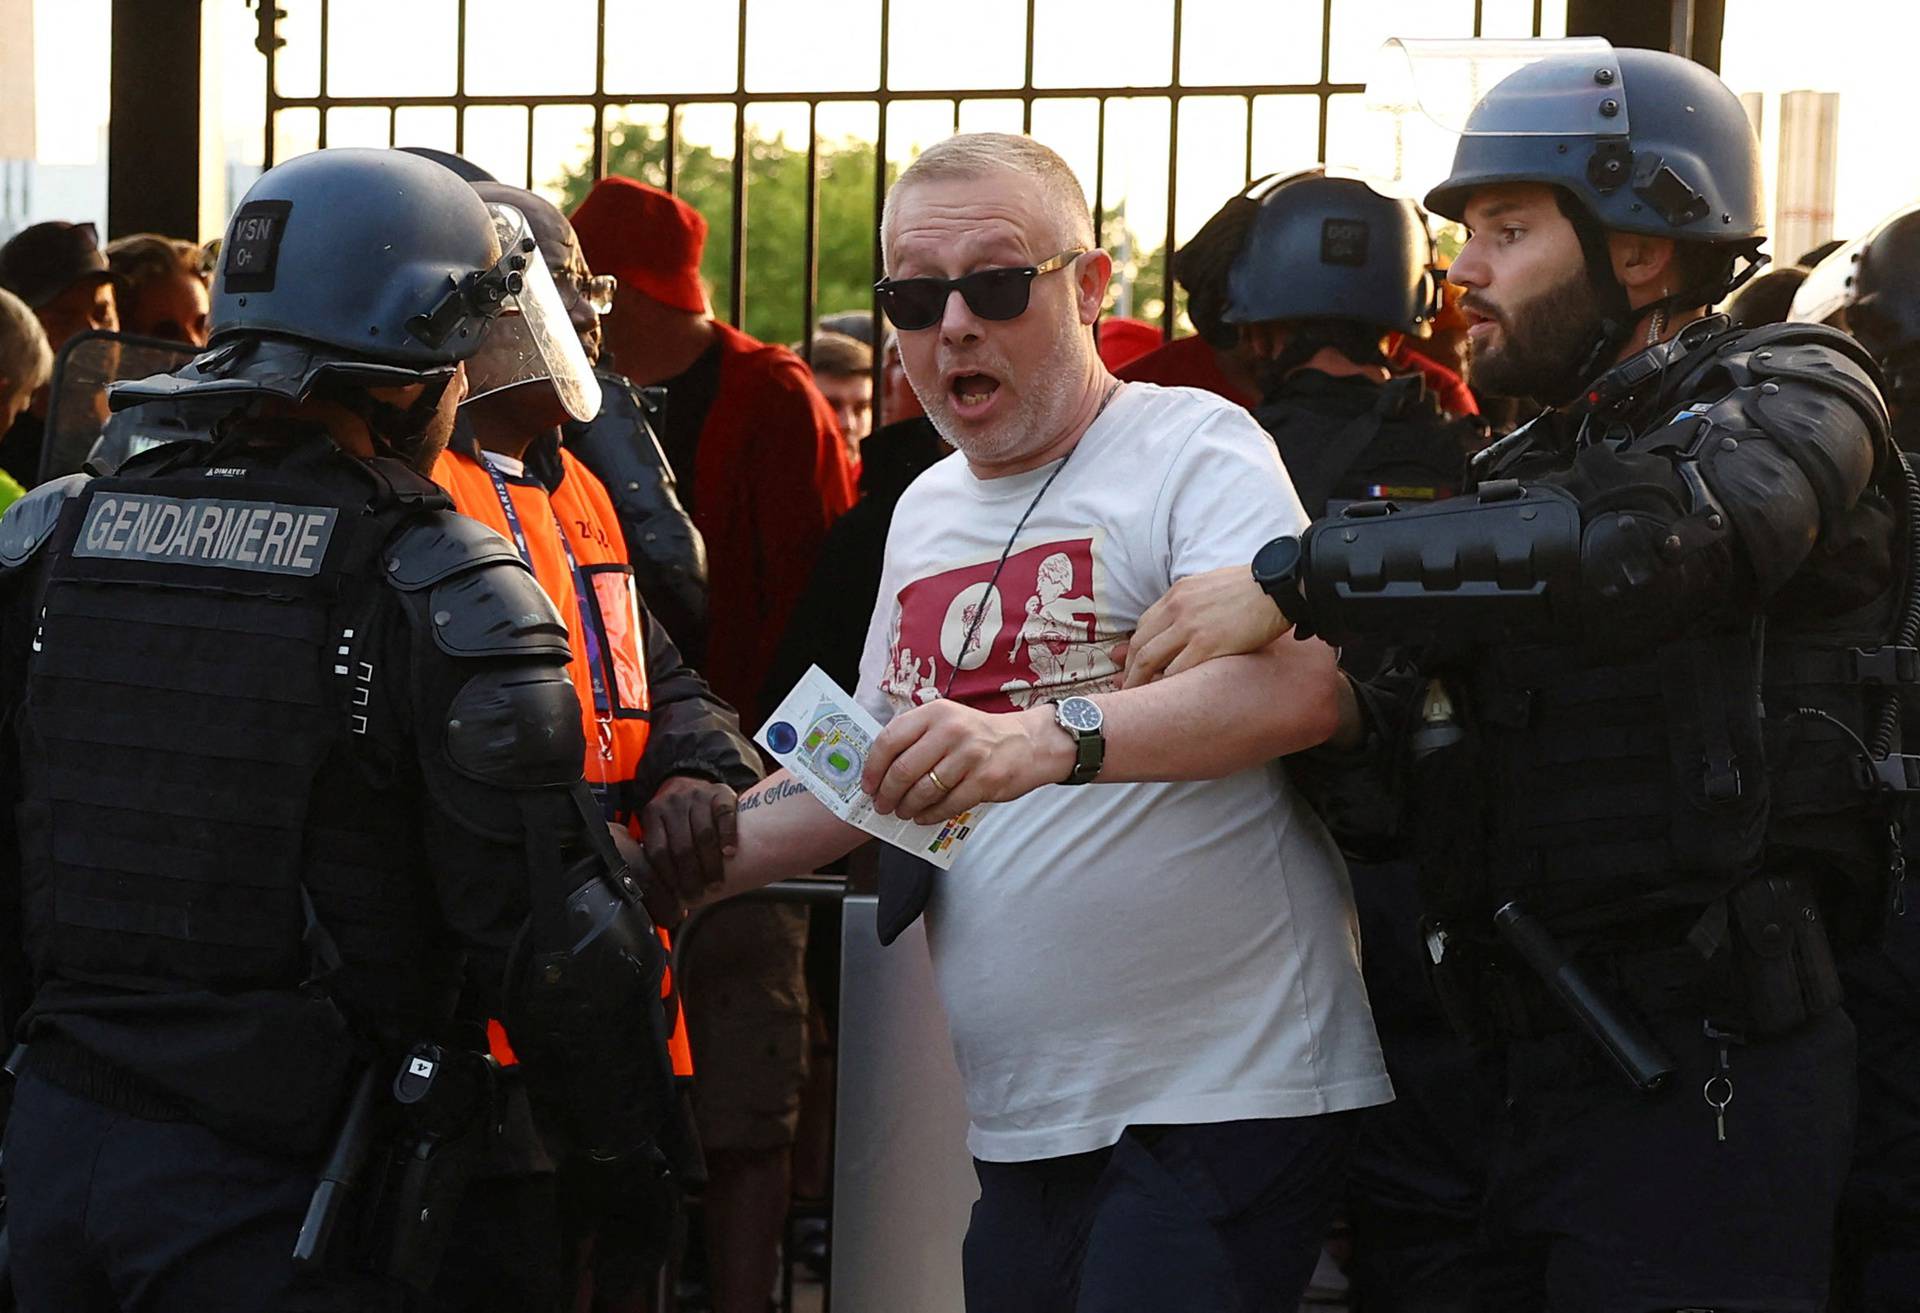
<box><xmin>855</xmin><ymin>381</ymin><xmax>1391</xmax><ymax>1163</ymax></box>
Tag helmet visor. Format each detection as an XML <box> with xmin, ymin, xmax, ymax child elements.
<box><xmin>464</xmin><ymin>202</ymin><xmax>602</xmax><ymax>424</ymax></box>
<box><xmin>1354</xmin><ymin>37</ymin><xmax>1625</xmax><ymax>201</ymax></box>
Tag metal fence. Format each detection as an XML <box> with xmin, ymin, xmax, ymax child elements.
<box><xmin>257</xmin><ymin>0</ymin><xmax>1556</xmax><ymax>351</ymax></box>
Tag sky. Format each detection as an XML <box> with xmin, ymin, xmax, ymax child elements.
<box><xmin>27</xmin><ymin>0</ymin><xmax>1917</xmax><ymax>264</ymax></box>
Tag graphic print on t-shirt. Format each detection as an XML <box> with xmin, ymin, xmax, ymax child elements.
<box><xmin>880</xmin><ymin>537</ymin><xmax>1123</xmax><ymax>715</ymax></box>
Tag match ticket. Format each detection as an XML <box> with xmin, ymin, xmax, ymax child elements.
<box><xmin>757</xmin><ymin>665</ymin><xmax>989</xmax><ymax>869</ymax></box>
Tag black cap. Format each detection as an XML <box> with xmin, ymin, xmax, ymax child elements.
<box><xmin>0</xmin><ymin>221</ymin><xmax>114</xmax><ymax>309</ymax></box>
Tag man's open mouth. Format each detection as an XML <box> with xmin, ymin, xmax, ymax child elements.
<box><xmin>948</xmin><ymin>370</ymin><xmax>1002</xmax><ymax>418</ymax></box>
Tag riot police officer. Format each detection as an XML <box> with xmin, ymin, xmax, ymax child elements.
<box><xmin>0</xmin><ymin>148</ymin><xmax>677</xmax><ymax>1310</ymax></box>
<box><xmin>1221</xmin><ymin>169</ymin><xmax>1483</xmax><ymax>521</ymax></box>
<box><xmin>1129</xmin><ymin>44</ymin><xmax>1901</xmax><ymax>1310</ymax></box>
<box><xmin>1789</xmin><ymin>203</ymin><xmax>1920</xmax><ymax>1311</ymax></box>
<box><xmin>1217</xmin><ymin>167</ymin><xmax>1492</xmax><ymax>1312</ymax></box>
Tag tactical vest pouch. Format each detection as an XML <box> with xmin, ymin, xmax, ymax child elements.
<box><xmin>1657</xmin><ymin>629</ymin><xmax>1770</xmax><ymax>875</ymax></box>
<box><xmin>1403</xmin><ymin>690</ymin><xmax>1490</xmax><ymax>926</ymax></box>
<box><xmin>1419</xmin><ymin>921</ymin><xmax>1502</xmax><ymax>1048</ymax></box>
<box><xmin>1726</xmin><ymin>875</ymin><xmax>1843</xmax><ymax>1036</ymax></box>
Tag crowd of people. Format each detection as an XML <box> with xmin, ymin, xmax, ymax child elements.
<box><xmin>0</xmin><ymin>33</ymin><xmax>1913</xmax><ymax>1313</ymax></box>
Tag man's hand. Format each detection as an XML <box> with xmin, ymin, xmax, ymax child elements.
<box><xmin>640</xmin><ymin>775</ymin><xmax>740</xmax><ymax>911</ymax></box>
<box><xmin>1122</xmin><ymin>565</ymin><xmax>1290</xmax><ymax>689</ymax></box>
<box><xmin>863</xmin><ymin>700</ymin><xmax>1074</xmax><ymax>825</ymax></box>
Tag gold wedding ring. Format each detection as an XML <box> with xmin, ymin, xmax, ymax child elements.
<box><xmin>926</xmin><ymin>768</ymin><xmax>950</xmax><ymax>794</ymax></box>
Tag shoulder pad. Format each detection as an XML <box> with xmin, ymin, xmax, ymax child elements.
<box><xmin>1743</xmin><ymin>336</ymin><xmax>1891</xmax><ymax>441</ymax></box>
<box><xmin>444</xmin><ymin>665</ymin><xmax>584</xmax><ymax>789</ymax></box>
<box><xmin>0</xmin><ymin>473</ymin><xmax>89</xmax><ymax>569</ymax></box>
<box><xmin>1730</xmin><ymin>320</ymin><xmax>1883</xmax><ymax>375</ymax></box>
<box><xmin>426</xmin><ymin>556</ymin><xmax>572</xmax><ymax>661</ymax></box>
<box><xmin>382</xmin><ymin>509</ymin><xmax>525</xmax><ymax>591</ymax></box>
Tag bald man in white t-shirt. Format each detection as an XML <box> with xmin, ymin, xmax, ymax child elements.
<box><xmin>653</xmin><ymin>132</ymin><xmax>1390</xmax><ymax>1313</ymax></box>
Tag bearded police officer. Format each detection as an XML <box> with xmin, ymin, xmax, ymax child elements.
<box><xmin>1129</xmin><ymin>43</ymin><xmax>1902</xmax><ymax>1310</ymax></box>
<box><xmin>1790</xmin><ymin>204</ymin><xmax>1920</xmax><ymax>1311</ymax></box>
<box><xmin>0</xmin><ymin>148</ymin><xmax>679</xmax><ymax>1311</ymax></box>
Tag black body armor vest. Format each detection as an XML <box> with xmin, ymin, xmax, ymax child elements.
<box><xmin>1</xmin><ymin>433</ymin><xmax>574</xmax><ymax>1149</ymax></box>
<box><xmin>18</xmin><ymin>440</ymin><xmax>446</xmax><ymax>997</ymax></box>
<box><xmin>1410</xmin><ymin>324</ymin><xmax>1906</xmax><ymax>1029</ymax></box>
<box><xmin>1253</xmin><ymin>371</ymin><xmax>1480</xmax><ymax>519</ymax></box>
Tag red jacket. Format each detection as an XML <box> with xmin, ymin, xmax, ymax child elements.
<box><xmin>1118</xmin><ymin>332</ymin><xmax>1479</xmax><ymax>418</ymax></box>
<box><xmin>695</xmin><ymin>322</ymin><xmax>857</xmax><ymax>725</ymax></box>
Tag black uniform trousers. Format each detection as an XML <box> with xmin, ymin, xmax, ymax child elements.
<box><xmin>4</xmin><ymin>1074</ymin><xmax>407</xmax><ymax>1313</ymax></box>
<box><xmin>1832</xmin><ymin>908</ymin><xmax>1920</xmax><ymax>1312</ymax></box>
<box><xmin>1343</xmin><ymin>859</ymin><xmax>1498</xmax><ymax>1313</ymax></box>
<box><xmin>1477</xmin><ymin>1008</ymin><xmax>1856</xmax><ymax>1313</ymax></box>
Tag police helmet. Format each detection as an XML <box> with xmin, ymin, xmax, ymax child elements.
<box><xmin>1424</xmin><ymin>46</ymin><xmax>1764</xmax><ymax>251</ymax></box>
<box><xmin>1794</xmin><ymin>205</ymin><xmax>1920</xmax><ymax>402</ymax></box>
<box><xmin>1835</xmin><ymin>208</ymin><xmax>1920</xmax><ymax>367</ymax></box>
<box><xmin>1223</xmin><ymin>170</ymin><xmax>1437</xmax><ymax>337</ymax></box>
<box><xmin>113</xmin><ymin>148</ymin><xmax>516</xmax><ymax>410</ymax></box>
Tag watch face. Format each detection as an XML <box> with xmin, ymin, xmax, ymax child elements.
<box><xmin>1058</xmin><ymin>696</ymin><xmax>1103</xmax><ymax>733</ymax></box>
<box><xmin>1253</xmin><ymin>535</ymin><xmax>1302</xmax><ymax>582</ymax></box>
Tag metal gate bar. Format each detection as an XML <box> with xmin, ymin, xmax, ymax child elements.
<box><xmin>258</xmin><ymin>0</ymin><xmax>1539</xmax><ymax>381</ymax></box>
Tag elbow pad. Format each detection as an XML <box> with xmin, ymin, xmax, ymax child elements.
<box><xmin>505</xmin><ymin>822</ymin><xmax>676</xmax><ymax>1164</ymax></box>
<box><xmin>1299</xmin><ymin>480</ymin><xmax>1583</xmax><ymax>647</ymax></box>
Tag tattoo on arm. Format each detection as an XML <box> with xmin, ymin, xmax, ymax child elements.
<box><xmin>735</xmin><ymin>776</ymin><xmax>810</xmax><ymax>814</ymax></box>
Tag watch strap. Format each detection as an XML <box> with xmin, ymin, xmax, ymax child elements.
<box><xmin>1065</xmin><ymin>722</ymin><xmax>1104</xmax><ymax>785</ymax></box>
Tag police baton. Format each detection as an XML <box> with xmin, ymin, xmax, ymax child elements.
<box><xmin>1494</xmin><ymin>901</ymin><xmax>1679</xmax><ymax>1094</ymax></box>
<box><xmin>292</xmin><ymin>1065</ymin><xmax>381</xmax><ymax>1271</ymax></box>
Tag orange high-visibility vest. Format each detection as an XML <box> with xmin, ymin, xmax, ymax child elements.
<box><xmin>436</xmin><ymin>442</ymin><xmax>694</xmax><ymax>1079</ymax></box>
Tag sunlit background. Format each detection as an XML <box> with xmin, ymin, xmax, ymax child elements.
<box><xmin>9</xmin><ymin>0</ymin><xmax>1908</xmax><ymax>343</ymax></box>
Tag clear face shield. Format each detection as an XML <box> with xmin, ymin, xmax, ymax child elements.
<box><xmin>463</xmin><ymin>202</ymin><xmax>602</xmax><ymax>424</ymax></box>
<box><xmin>1348</xmin><ymin>37</ymin><xmax>1627</xmax><ymax>205</ymax></box>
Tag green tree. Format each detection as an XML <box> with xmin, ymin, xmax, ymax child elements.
<box><xmin>560</xmin><ymin>116</ymin><xmax>1183</xmax><ymax>343</ymax></box>
<box><xmin>559</xmin><ymin>119</ymin><xmax>895</xmax><ymax>347</ymax></box>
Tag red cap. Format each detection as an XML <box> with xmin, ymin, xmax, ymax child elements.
<box><xmin>1095</xmin><ymin>316</ymin><xmax>1163</xmax><ymax>373</ymax></box>
<box><xmin>570</xmin><ymin>176</ymin><xmax>709</xmax><ymax>315</ymax></box>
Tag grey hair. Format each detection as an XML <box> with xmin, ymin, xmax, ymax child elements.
<box><xmin>881</xmin><ymin>132</ymin><xmax>1096</xmax><ymax>273</ymax></box>
<box><xmin>0</xmin><ymin>287</ymin><xmax>51</xmax><ymax>396</ymax></box>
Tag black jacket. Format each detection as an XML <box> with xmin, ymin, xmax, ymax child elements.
<box><xmin>760</xmin><ymin>416</ymin><xmax>948</xmax><ymax>706</ymax></box>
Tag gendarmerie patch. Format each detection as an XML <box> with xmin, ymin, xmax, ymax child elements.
<box><xmin>75</xmin><ymin>493</ymin><xmax>337</xmax><ymax>577</ymax></box>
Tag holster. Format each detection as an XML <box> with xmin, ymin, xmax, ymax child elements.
<box><xmin>1724</xmin><ymin>875</ymin><xmax>1843</xmax><ymax>1036</ymax></box>
<box><xmin>293</xmin><ymin>1043</ymin><xmax>495</xmax><ymax>1293</ymax></box>
<box><xmin>372</xmin><ymin>1044</ymin><xmax>494</xmax><ymax>1292</ymax></box>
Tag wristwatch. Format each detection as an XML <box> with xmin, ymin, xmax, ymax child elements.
<box><xmin>1251</xmin><ymin>535</ymin><xmax>1310</xmax><ymax>636</ymax></box>
<box><xmin>1052</xmin><ymin>695</ymin><xmax>1106</xmax><ymax>786</ymax></box>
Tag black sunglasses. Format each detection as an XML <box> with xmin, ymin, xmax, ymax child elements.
<box><xmin>876</xmin><ymin>249</ymin><xmax>1086</xmax><ymax>331</ymax></box>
